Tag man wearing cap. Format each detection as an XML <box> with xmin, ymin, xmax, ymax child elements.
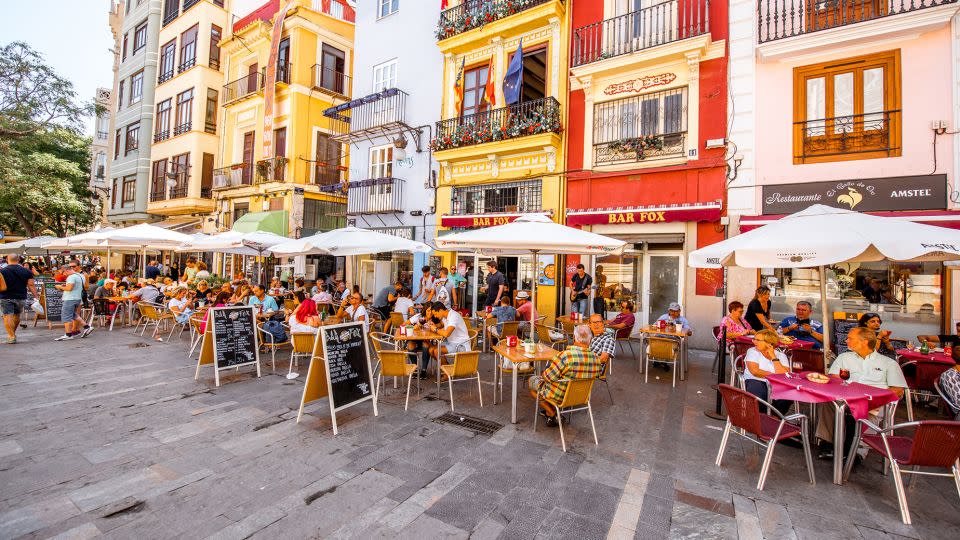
<box><xmin>515</xmin><ymin>291</ymin><xmax>538</xmax><ymax>335</ymax></box>
<box><xmin>94</xmin><ymin>279</ymin><xmax>119</xmax><ymax>324</ymax></box>
<box><xmin>126</xmin><ymin>279</ymin><xmax>162</xmax><ymax>305</ymax></box>
<box><xmin>657</xmin><ymin>303</ymin><xmax>692</xmax><ymax>336</ymax></box>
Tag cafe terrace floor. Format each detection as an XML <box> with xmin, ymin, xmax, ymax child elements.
<box><xmin>0</xmin><ymin>325</ymin><xmax>958</xmax><ymax>539</ymax></box>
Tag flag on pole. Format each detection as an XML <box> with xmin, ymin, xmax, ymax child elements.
<box><xmin>483</xmin><ymin>55</ymin><xmax>496</xmax><ymax>108</ymax></box>
<box><xmin>441</xmin><ymin>0</ymin><xmax>449</xmax><ymax>9</ymax></box>
<box><xmin>453</xmin><ymin>58</ymin><xmax>465</xmax><ymax>116</ymax></box>
<box><xmin>502</xmin><ymin>39</ymin><xmax>524</xmax><ymax>105</ymax></box>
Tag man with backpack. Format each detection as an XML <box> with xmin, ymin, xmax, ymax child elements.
<box><xmin>434</xmin><ymin>267</ymin><xmax>453</xmax><ymax>309</ymax></box>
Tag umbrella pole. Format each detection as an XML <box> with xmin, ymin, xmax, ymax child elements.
<box><xmin>531</xmin><ymin>250</ymin><xmax>538</xmax><ymax>343</ymax></box>
<box><xmin>819</xmin><ymin>265</ymin><xmax>831</xmax><ymax>357</ymax></box>
<box><xmin>107</xmin><ymin>248</ymin><xmax>111</xmax><ymax>276</ymax></box>
<box><xmin>472</xmin><ymin>254</ymin><xmax>479</xmax><ymax>314</ymax></box>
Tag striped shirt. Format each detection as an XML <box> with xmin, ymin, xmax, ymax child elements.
<box><xmin>538</xmin><ymin>345</ymin><xmax>604</xmax><ymax>404</ymax></box>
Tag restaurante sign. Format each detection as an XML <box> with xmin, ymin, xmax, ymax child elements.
<box><xmin>761</xmin><ymin>174</ymin><xmax>947</xmax><ymax>214</ymax></box>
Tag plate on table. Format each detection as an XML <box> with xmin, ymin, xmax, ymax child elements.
<box><xmin>779</xmin><ymin>336</ymin><xmax>796</xmax><ymax>345</ymax></box>
<box><xmin>806</xmin><ymin>372</ymin><xmax>829</xmax><ymax>384</ymax></box>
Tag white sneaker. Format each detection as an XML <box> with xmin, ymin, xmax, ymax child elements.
<box><xmin>81</xmin><ymin>326</ymin><xmax>94</xmax><ymax>338</ymax></box>
<box><xmin>54</xmin><ymin>334</ymin><xmax>74</xmax><ymax>341</ymax></box>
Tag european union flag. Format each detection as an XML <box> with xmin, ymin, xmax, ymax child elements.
<box><xmin>502</xmin><ymin>39</ymin><xmax>524</xmax><ymax>105</ymax></box>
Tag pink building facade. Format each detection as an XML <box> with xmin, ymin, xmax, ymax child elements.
<box><xmin>726</xmin><ymin>0</ymin><xmax>960</xmax><ymax>341</ymax></box>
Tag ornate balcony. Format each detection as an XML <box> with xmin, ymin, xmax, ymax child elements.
<box><xmin>347</xmin><ymin>177</ymin><xmax>404</xmax><ymax>215</ymax></box>
<box><xmin>153</xmin><ymin>130</ymin><xmax>170</xmax><ymax>143</ymax></box>
<box><xmin>572</xmin><ymin>0</ymin><xmax>710</xmax><ymax>67</ymax></box>
<box><xmin>312</xmin><ymin>65</ymin><xmax>350</xmax><ymax>99</ymax></box>
<box><xmin>794</xmin><ymin>110</ymin><xmax>900</xmax><ymax>161</ymax></box>
<box><xmin>436</xmin><ymin>0</ymin><xmax>553</xmax><ymax>40</ymax></box>
<box><xmin>432</xmin><ymin>97</ymin><xmax>561</xmax><ymax>151</ymax></box>
<box><xmin>595</xmin><ymin>133</ymin><xmax>687</xmax><ymax>165</ymax></box>
<box><xmin>255</xmin><ymin>156</ymin><xmax>287</xmax><ymax>184</ymax></box>
<box><xmin>324</xmin><ymin>88</ymin><xmax>421</xmax><ymax>148</ymax></box>
<box><xmin>223</xmin><ymin>70</ymin><xmax>264</xmax><ymax>105</ymax></box>
<box><xmin>758</xmin><ymin>0</ymin><xmax>957</xmax><ymax>43</ymax></box>
<box><xmin>178</xmin><ymin>57</ymin><xmax>196</xmax><ymax>73</ymax></box>
<box><xmin>173</xmin><ymin>122</ymin><xmax>192</xmax><ymax>136</ymax></box>
<box><xmin>212</xmin><ymin>163</ymin><xmax>254</xmax><ymax>189</ymax></box>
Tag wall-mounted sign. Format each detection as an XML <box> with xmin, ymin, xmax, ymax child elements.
<box><xmin>369</xmin><ymin>226</ymin><xmax>415</xmax><ymax>240</ymax></box>
<box><xmin>603</xmin><ymin>73</ymin><xmax>677</xmax><ymax>96</ymax></box>
<box><xmin>761</xmin><ymin>174</ymin><xmax>947</xmax><ymax>214</ymax></box>
<box><xmin>566</xmin><ymin>203</ymin><xmax>721</xmax><ymax>226</ymax></box>
<box><xmin>441</xmin><ymin>212</ymin><xmax>547</xmax><ymax>228</ymax></box>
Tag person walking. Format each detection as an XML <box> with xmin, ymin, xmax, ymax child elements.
<box><xmin>54</xmin><ymin>262</ymin><xmax>89</xmax><ymax>341</ymax></box>
<box><xmin>483</xmin><ymin>261</ymin><xmax>506</xmax><ymax>308</ymax></box>
<box><xmin>0</xmin><ymin>254</ymin><xmax>40</xmax><ymax>344</ymax></box>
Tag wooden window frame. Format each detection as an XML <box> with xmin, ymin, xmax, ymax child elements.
<box><xmin>209</xmin><ymin>25</ymin><xmax>222</xmax><ymax>70</ymax></box>
<box><xmin>204</xmin><ymin>89</ymin><xmax>218</xmax><ymax>134</ymax></box>
<box><xmin>159</xmin><ymin>39</ymin><xmax>177</xmax><ymax>81</ymax></box>
<box><xmin>793</xmin><ymin>49</ymin><xmax>901</xmax><ymax>164</ymax></box>
<box><xmin>179</xmin><ymin>24</ymin><xmax>199</xmax><ymax>70</ymax></box>
<box><xmin>122</xmin><ymin>175</ymin><xmax>137</xmax><ymax>206</ymax></box>
<box><xmin>156</xmin><ymin>98</ymin><xmax>172</xmax><ymax>137</ymax></box>
<box><xmin>130</xmin><ymin>70</ymin><xmax>144</xmax><ymax>104</ymax></box>
<box><xmin>461</xmin><ymin>63</ymin><xmax>490</xmax><ymax>118</ymax></box>
<box><xmin>125</xmin><ymin>122</ymin><xmax>140</xmax><ymax>155</ymax></box>
<box><xmin>133</xmin><ymin>20</ymin><xmax>148</xmax><ymax>53</ymax></box>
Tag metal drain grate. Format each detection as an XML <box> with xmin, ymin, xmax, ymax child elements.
<box><xmin>434</xmin><ymin>412</ymin><xmax>503</xmax><ymax>435</ymax></box>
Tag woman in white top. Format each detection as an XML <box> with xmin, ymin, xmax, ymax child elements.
<box><xmin>337</xmin><ymin>292</ymin><xmax>368</xmax><ymax>332</ymax></box>
<box><xmin>742</xmin><ymin>329</ymin><xmax>792</xmax><ymax>415</ymax></box>
<box><xmin>288</xmin><ymin>298</ymin><xmax>321</xmax><ymax>334</ymax></box>
<box><xmin>392</xmin><ymin>288</ymin><xmax>415</xmax><ymax>318</ymax></box>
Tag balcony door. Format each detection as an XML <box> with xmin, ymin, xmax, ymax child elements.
<box><xmin>315</xmin><ymin>133</ymin><xmax>341</xmax><ymax>186</ymax></box>
<box><xmin>610</xmin><ymin>0</ymin><xmax>677</xmax><ymax>52</ymax></box>
<box><xmin>640</xmin><ymin>251</ymin><xmax>684</xmax><ymax>327</ymax></box>
<box><xmin>245</xmin><ymin>63</ymin><xmax>259</xmax><ymax>94</ymax></box>
<box><xmin>320</xmin><ymin>44</ymin><xmax>345</xmax><ymax>94</ymax></box>
<box><xmin>242</xmin><ymin>131</ymin><xmax>255</xmax><ymax>184</ymax></box>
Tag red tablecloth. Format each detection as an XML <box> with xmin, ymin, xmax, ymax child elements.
<box><xmin>733</xmin><ymin>335</ymin><xmax>815</xmax><ymax>350</ymax></box>
<box><xmin>768</xmin><ymin>372</ymin><xmax>898</xmax><ymax>419</ymax></box>
<box><xmin>894</xmin><ymin>348</ymin><xmax>956</xmax><ymax>365</ymax></box>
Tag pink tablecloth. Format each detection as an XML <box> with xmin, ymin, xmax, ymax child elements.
<box><xmin>894</xmin><ymin>348</ymin><xmax>956</xmax><ymax>365</ymax></box>
<box><xmin>768</xmin><ymin>372</ymin><xmax>898</xmax><ymax>419</ymax></box>
<box><xmin>733</xmin><ymin>335</ymin><xmax>815</xmax><ymax>350</ymax></box>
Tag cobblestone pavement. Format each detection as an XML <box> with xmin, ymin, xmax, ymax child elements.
<box><xmin>1</xmin><ymin>324</ymin><xmax>958</xmax><ymax>540</ymax></box>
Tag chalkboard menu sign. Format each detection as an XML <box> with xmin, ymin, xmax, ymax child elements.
<box><xmin>298</xmin><ymin>321</ymin><xmax>378</xmax><ymax>435</ymax></box>
<box><xmin>833</xmin><ymin>318</ymin><xmax>859</xmax><ymax>355</ymax></box>
<box><xmin>211</xmin><ymin>306</ymin><xmax>259</xmax><ymax>369</ymax></box>
<box><xmin>43</xmin><ymin>281</ymin><xmax>63</xmax><ymax>323</ymax></box>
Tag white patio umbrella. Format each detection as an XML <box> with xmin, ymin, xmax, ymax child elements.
<box><xmin>689</xmin><ymin>204</ymin><xmax>960</xmax><ymax>351</ymax></box>
<box><xmin>179</xmin><ymin>230</ymin><xmax>289</xmax><ymax>282</ymax></box>
<box><xmin>267</xmin><ymin>226</ymin><xmax>431</xmax><ymax>257</ymax></box>
<box><xmin>434</xmin><ymin>213</ymin><xmax>627</xmax><ymax>341</ymax></box>
<box><xmin>80</xmin><ymin>224</ymin><xmax>194</xmax><ymax>277</ymax></box>
<box><xmin>1</xmin><ymin>235</ymin><xmax>58</xmax><ymax>255</ymax></box>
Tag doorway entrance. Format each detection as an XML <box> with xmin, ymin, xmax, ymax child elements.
<box><xmin>640</xmin><ymin>250</ymin><xmax>684</xmax><ymax>327</ymax></box>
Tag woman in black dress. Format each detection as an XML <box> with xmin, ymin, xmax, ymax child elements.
<box><xmin>745</xmin><ymin>286</ymin><xmax>775</xmax><ymax>332</ymax></box>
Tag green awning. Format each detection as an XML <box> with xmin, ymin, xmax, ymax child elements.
<box><xmin>232</xmin><ymin>211</ymin><xmax>288</xmax><ymax>236</ymax></box>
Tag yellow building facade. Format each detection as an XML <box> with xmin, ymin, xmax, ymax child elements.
<box><xmin>147</xmin><ymin>0</ymin><xmax>229</xmax><ymax>220</ymax></box>
<box><xmin>433</xmin><ymin>0</ymin><xmax>569</xmax><ymax>319</ymax></box>
<box><xmin>214</xmin><ymin>0</ymin><xmax>354</xmax><ymax>239</ymax></box>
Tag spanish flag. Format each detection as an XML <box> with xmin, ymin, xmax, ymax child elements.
<box><xmin>453</xmin><ymin>58</ymin><xmax>464</xmax><ymax>116</ymax></box>
<box><xmin>441</xmin><ymin>0</ymin><xmax>449</xmax><ymax>8</ymax></box>
<box><xmin>483</xmin><ymin>55</ymin><xmax>496</xmax><ymax>108</ymax></box>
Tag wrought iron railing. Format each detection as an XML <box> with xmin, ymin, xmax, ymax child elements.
<box><xmin>347</xmin><ymin>177</ymin><xmax>404</xmax><ymax>215</ymax></box>
<box><xmin>314</xmin><ymin>160</ymin><xmax>345</xmax><ymax>186</ymax></box>
<box><xmin>213</xmin><ymin>163</ymin><xmax>254</xmax><ymax>189</ymax></box>
<box><xmin>178</xmin><ymin>57</ymin><xmax>196</xmax><ymax>73</ymax></box>
<box><xmin>794</xmin><ymin>110</ymin><xmax>900</xmax><ymax>160</ymax></box>
<box><xmin>277</xmin><ymin>62</ymin><xmax>292</xmax><ymax>84</ymax></box>
<box><xmin>158</xmin><ymin>69</ymin><xmax>174</xmax><ymax>84</ymax></box>
<box><xmin>223</xmin><ymin>70</ymin><xmax>264</xmax><ymax>105</ymax></box>
<box><xmin>183</xmin><ymin>0</ymin><xmax>200</xmax><ymax>11</ymax></box>
<box><xmin>200</xmin><ymin>186</ymin><xmax>212</xmax><ymax>199</ymax></box>
<box><xmin>758</xmin><ymin>0</ymin><xmax>957</xmax><ymax>43</ymax></box>
<box><xmin>572</xmin><ymin>0</ymin><xmax>710</xmax><ymax>67</ymax></box>
<box><xmin>594</xmin><ymin>132</ymin><xmax>687</xmax><ymax>165</ymax></box>
<box><xmin>168</xmin><ymin>186</ymin><xmax>188</xmax><ymax>199</ymax></box>
<box><xmin>150</xmin><ymin>189</ymin><xmax>167</xmax><ymax>202</ymax></box>
<box><xmin>437</xmin><ymin>0</ymin><xmax>553</xmax><ymax>40</ymax></box>
<box><xmin>96</xmin><ymin>130</ymin><xmax>109</xmax><ymax>140</ymax></box>
<box><xmin>153</xmin><ymin>130</ymin><xmax>170</xmax><ymax>143</ymax></box>
<box><xmin>173</xmin><ymin>122</ymin><xmax>192</xmax><ymax>136</ymax></box>
<box><xmin>327</xmin><ymin>88</ymin><xmax>408</xmax><ymax>136</ymax></box>
<box><xmin>450</xmin><ymin>179</ymin><xmax>542</xmax><ymax>215</ymax></box>
<box><xmin>312</xmin><ymin>64</ymin><xmax>350</xmax><ymax>97</ymax></box>
<box><xmin>255</xmin><ymin>156</ymin><xmax>287</xmax><ymax>183</ymax></box>
<box><xmin>432</xmin><ymin>97</ymin><xmax>561</xmax><ymax>151</ymax></box>
<box><xmin>311</xmin><ymin>0</ymin><xmax>356</xmax><ymax>22</ymax></box>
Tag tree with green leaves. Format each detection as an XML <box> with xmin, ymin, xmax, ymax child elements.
<box><xmin>0</xmin><ymin>41</ymin><xmax>95</xmax><ymax>237</ymax></box>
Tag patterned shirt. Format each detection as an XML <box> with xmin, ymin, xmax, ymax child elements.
<box><xmin>940</xmin><ymin>368</ymin><xmax>960</xmax><ymax>416</ymax></box>
<box><xmin>589</xmin><ymin>330</ymin><xmax>616</xmax><ymax>378</ymax></box>
<box><xmin>718</xmin><ymin>315</ymin><xmax>752</xmax><ymax>342</ymax></box>
<box><xmin>538</xmin><ymin>345</ymin><xmax>604</xmax><ymax>404</ymax></box>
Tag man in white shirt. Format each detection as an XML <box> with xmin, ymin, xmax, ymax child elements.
<box><xmin>427</xmin><ymin>302</ymin><xmax>471</xmax><ymax>365</ymax></box>
<box><xmin>817</xmin><ymin>327</ymin><xmax>906</xmax><ymax>460</ymax></box>
<box><xmin>336</xmin><ymin>291</ymin><xmax>368</xmax><ymax>332</ymax></box>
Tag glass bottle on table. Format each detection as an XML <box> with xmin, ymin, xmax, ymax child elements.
<box><xmin>920</xmin><ymin>340</ymin><xmax>930</xmax><ymax>354</ymax></box>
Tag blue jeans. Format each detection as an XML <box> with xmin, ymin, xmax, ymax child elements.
<box><xmin>744</xmin><ymin>379</ymin><xmax>791</xmax><ymax>416</ymax></box>
<box><xmin>571</xmin><ymin>298</ymin><xmax>589</xmax><ymax>315</ymax></box>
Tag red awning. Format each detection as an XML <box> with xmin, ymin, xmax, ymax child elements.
<box><xmin>566</xmin><ymin>202</ymin><xmax>722</xmax><ymax>226</ymax></box>
<box><xmin>440</xmin><ymin>211</ymin><xmax>552</xmax><ymax>228</ymax></box>
<box><xmin>740</xmin><ymin>210</ymin><xmax>960</xmax><ymax>231</ymax></box>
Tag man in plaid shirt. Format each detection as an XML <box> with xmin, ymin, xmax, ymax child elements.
<box><xmin>529</xmin><ymin>324</ymin><xmax>604</xmax><ymax>427</ymax></box>
<box><xmin>588</xmin><ymin>313</ymin><xmax>615</xmax><ymax>374</ymax></box>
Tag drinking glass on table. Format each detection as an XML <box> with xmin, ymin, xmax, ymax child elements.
<box><xmin>906</xmin><ymin>341</ymin><xmax>914</xmax><ymax>351</ymax></box>
<box><xmin>839</xmin><ymin>368</ymin><xmax>851</xmax><ymax>386</ymax></box>
<box><xmin>792</xmin><ymin>360</ymin><xmax>803</xmax><ymax>373</ymax></box>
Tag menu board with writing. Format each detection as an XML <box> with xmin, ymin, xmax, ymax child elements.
<box><xmin>833</xmin><ymin>318</ymin><xmax>859</xmax><ymax>355</ymax></box>
<box><xmin>42</xmin><ymin>281</ymin><xmax>63</xmax><ymax>323</ymax></box>
<box><xmin>321</xmin><ymin>322</ymin><xmax>374</xmax><ymax>409</ymax></box>
<box><xmin>211</xmin><ymin>306</ymin><xmax>259</xmax><ymax>372</ymax></box>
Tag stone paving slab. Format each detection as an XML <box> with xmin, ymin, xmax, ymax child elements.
<box><xmin>1</xmin><ymin>324</ymin><xmax>959</xmax><ymax>539</ymax></box>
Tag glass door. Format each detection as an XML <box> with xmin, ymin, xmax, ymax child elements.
<box><xmin>641</xmin><ymin>251</ymin><xmax>684</xmax><ymax>327</ymax></box>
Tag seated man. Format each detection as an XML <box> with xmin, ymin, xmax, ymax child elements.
<box><xmin>606</xmin><ymin>300</ymin><xmax>636</xmax><ymax>339</ymax></box>
<box><xmin>374</xmin><ymin>281</ymin><xmax>402</xmax><ymax>318</ymax></box>
<box><xmin>939</xmin><ymin>364</ymin><xmax>960</xmax><ymax>419</ymax></box>
<box><xmin>588</xmin><ymin>314</ymin><xmax>615</xmax><ymax>371</ymax></box>
<box><xmin>918</xmin><ymin>321</ymin><xmax>960</xmax><ymax>348</ymax></box>
<box><xmin>816</xmin><ymin>327</ymin><xmax>906</xmax><ymax>460</ymax></box>
<box><xmin>248</xmin><ymin>284</ymin><xmax>280</xmax><ymax>318</ymax></box>
<box><xmin>426</xmin><ymin>302</ymin><xmax>472</xmax><ymax>378</ymax></box>
<box><xmin>515</xmin><ymin>291</ymin><xmax>538</xmax><ymax>335</ymax></box>
<box><xmin>528</xmin><ymin>324</ymin><xmax>604</xmax><ymax>427</ymax></box>
<box><xmin>779</xmin><ymin>300</ymin><xmax>824</xmax><ymax>350</ymax></box>
<box><xmin>656</xmin><ymin>303</ymin><xmax>692</xmax><ymax>336</ymax></box>
<box><xmin>486</xmin><ymin>296</ymin><xmax>517</xmax><ymax>340</ymax></box>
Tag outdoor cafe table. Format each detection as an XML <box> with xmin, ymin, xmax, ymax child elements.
<box><xmin>894</xmin><ymin>348</ymin><xmax>956</xmax><ymax>365</ymax></box>
<box><xmin>492</xmin><ymin>342</ymin><xmax>561</xmax><ymax>424</ymax></box>
<box><xmin>768</xmin><ymin>372</ymin><xmax>899</xmax><ymax>485</ymax></box>
<box><xmin>732</xmin><ymin>335</ymin><xmax>815</xmax><ymax>351</ymax></box>
<box><xmin>633</xmin><ymin>326</ymin><xmax>690</xmax><ymax>379</ymax></box>
<box><xmin>106</xmin><ymin>296</ymin><xmax>137</xmax><ymax>331</ymax></box>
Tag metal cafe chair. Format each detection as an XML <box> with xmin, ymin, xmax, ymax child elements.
<box><xmin>935</xmin><ymin>379</ymin><xmax>960</xmax><ymax>420</ymax></box>
<box><xmin>843</xmin><ymin>420</ymin><xmax>960</xmax><ymax>525</ymax></box>
<box><xmin>375</xmin><ymin>350</ymin><xmax>420</xmax><ymax>411</ymax></box>
<box><xmin>533</xmin><ymin>377</ymin><xmax>599</xmax><ymax>453</ymax></box>
<box><xmin>438</xmin><ymin>351</ymin><xmax>483</xmax><ymax>413</ymax></box>
<box><xmin>715</xmin><ymin>384</ymin><xmax>815</xmax><ymax>491</ymax></box>
<box><xmin>900</xmin><ymin>359</ymin><xmax>954</xmax><ymax>421</ymax></box>
<box><xmin>256</xmin><ymin>322</ymin><xmax>290</xmax><ymax>373</ymax></box>
<box><xmin>289</xmin><ymin>333</ymin><xmax>315</xmax><ymax>377</ymax></box>
<box><xmin>645</xmin><ymin>337</ymin><xmax>681</xmax><ymax>388</ymax></box>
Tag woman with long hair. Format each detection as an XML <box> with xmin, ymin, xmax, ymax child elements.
<box><xmin>288</xmin><ymin>298</ymin><xmax>321</xmax><ymax>334</ymax></box>
<box><xmin>745</xmin><ymin>286</ymin><xmax>775</xmax><ymax>332</ymax></box>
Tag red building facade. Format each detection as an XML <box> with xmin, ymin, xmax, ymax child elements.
<box><xmin>564</xmin><ymin>0</ymin><xmax>727</xmax><ymax>340</ymax></box>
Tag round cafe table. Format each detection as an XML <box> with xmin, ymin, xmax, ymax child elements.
<box><xmin>768</xmin><ymin>372</ymin><xmax>898</xmax><ymax>485</ymax></box>
<box><xmin>733</xmin><ymin>335</ymin><xmax>815</xmax><ymax>351</ymax></box>
<box><xmin>894</xmin><ymin>348</ymin><xmax>956</xmax><ymax>365</ymax></box>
